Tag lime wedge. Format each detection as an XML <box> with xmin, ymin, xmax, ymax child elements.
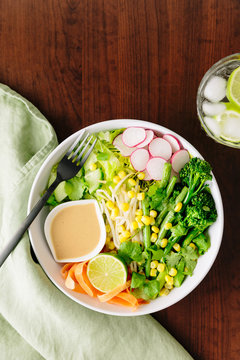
<box><xmin>226</xmin><ymin>66</ymin><xmax>240</xmax><ymax>107</ymax></box>
<box><xmin>87</xmin><ymin>254</ymin><xmax>127</xmax><ymax>293</ymax></box>
<box><xmin>215</xmin><ymin>110</ymin><xmax>240</xmax><ymax>142</ymax></box>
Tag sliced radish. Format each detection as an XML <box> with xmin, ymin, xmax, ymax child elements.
<box><xmin>146</xmin><ymin>157</ymin><xmax>167</xmax><ymax>180</ymax></box>
<box><xmin>113</xmin><ymin>134</ymin><xmax>136</xmax><ymax>157</ymax></box>
<box><xmin>142</xmin><ymin>169</ymin><xmax>152</xmax><ymax>181</ymax></box>
<box><xmin>148</xmin><ymin>137</ymin><xmax>172</xmax><ymax>160</ymax></box>
<box><xmin>130</xmin><ymin>149</ymin><xmax>150</xmax><ymax>171</ymax></box>
<box><xmin>122</xmin><ymin>127</ymin><xmax>146</xmax><ymax>148</ymax></box>
<box><xmin>171</xmin><ymin>149</ymin><xmax>190</xmax><ymax>173</ymax></box>
<box><xmin>136</xmin><ymin>130</ymin><xmax>154</xmax><ymax>148</ymax></box>
<box><xmin>163</xmin><ymin>134</ymin><xmax>181</xmax><ymax>153</ymax></box>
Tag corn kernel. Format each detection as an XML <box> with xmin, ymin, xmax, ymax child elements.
<box><xmin>152</xmin><ymin>225</ymin><xmax>159</xmax><ymax>233</ymax></box>
<box><xmin>108</xmin><ymin>241</ymin><xmax>115</xmax><ymax>250</ymax></box>
<box><xmin>113</xmin><ymin>175</ymin><xmax>121</xmax><ymax>184</ymax></box>
<box><xmin>169</xmin><ymin>268</ymin><xmax>178</xmax><ymax>277</ymax></box>
<box><xmin>110</xmin><ymin>207</ymin><xmax>119</xmax><ymax>220</ymax></box>
<box><xmin>150</xmin><ymin>260</ymin><xmax>159</xmax><ymax>269</ymax></box>
<box><xmin>150</xmin><ymin>210</ymin><xmax>157</xmax><ymax>218</ymax></box>
<box><xmin>127</xmin><ymin>190</ymin><xmax>135</xmax><ymax>199</ymax></box>
<box><xmin>120</xmin><ymin>203</ymin><xmax>130</xmax><ymax>212</ymax></box>
<box><xmin>151</xmin><ymin>233</ymin><xmax>158</xmax><ymax>242</ymax></box>
<box><xmin>149</xmin><ymin>216</ymin><xmax>155</xmax><ymax>225</ymax></box>
<box><xmin>135</xmin><ymin>215</ymin><xmax>142</xmax><ymax>222</ymax></box>
<box><xmin>165</xmin><ymin>283</ymin><xmax>173</xmax><ymax>290</ymax></box>
<box><xmin>131</xmin><ymin>221</ymin><xmax>139</xmax><ymax>230</ymax></box>
<box><xmin>119</xmin><ymin>234</ymin><xmax>128</xmax><ymax>243</ymax></box>
<box><xmin>150</xmin><ymin>268</ymin><xmax>157</xmax><ymax>277</ymax></box>
<box><xmin>164</xmin><ymin>222</ymin><xmax>172</xmax><ymax>230</ymax></box>
<box><xmin>135</xmin><ymin>209</ymin><xmax>143</xmax><ymax>216</ymax></box>
<box><xmin>157</xmin><ymin>263</ymin><xmax>165</xmax><ymax>272</ymax></box>
<box><xmin>160</xmin><ymin>288</ymin><xmax>170</xmax><ymax>296</ymax></box>
<box><xmin>184</xmin><ymin>267</ymin><xmax>189</xmax><ymax>272</ymax></box>
<box><xmin>89</xmin><ymin>163</ymin><xmax>97</xmax><ymax>171</ymax></box>
<box><xmin>165</xmin><ymin>275</ymin><xmax>174</xmax><ymax>285</ymax></box>
<box><xmin>173</xmin><ymin>243</ymin><xmax>181</xmax><ymax>252</ymax></box>
<box><xmin>141</xmin><ymin>216</ymin><xmax>151</xmax><ymax>226</ymax></box>
<box><xmin>118</xmin><ymin>225</ymin><xmax>125</xmax><ymax>233</ymax></box>
<box><xmin>106</xmin><ymin>200</ymin><xmax>115</xmax><ymax>210</ymax></box>
<box><xmin>137</xmin><ymin>172</ymin><xmax>145</xmax><ymax>180</ymax></box>
<box><xmin>128</xmin><ymin>178</ymin><xmax>137</xmax><ymax>186</ymax></box>
<box><xmin>160</xmin><ymin>238</ymin><xmax>168</xmax><ymax>248</ymax></box>
<box><xmin>118</xmin><ymin>170</ymin><xmax>126</xmax><ymax>179</ymax></box>
<box><xmin>122</xmin><ymin>230</ymin><xmax>131</xmax><ymax>238</ymax></box>
<box><xmin>189</xmin><ymin>243</ymin><xmax>196</xmax><ymax>250</ymax></box>
<box><xmin>137</xmin><ymin>192</ymin><xmax>145</xmax><ymax>201</ymax></box>
<box><xmin>105</xmin><ymin>224</ymin><xmax>111</xmax><ymax>233</ymax></box>
<box><xmin>174</xmin><ymin>202</ymin><xmax>183</xmax><ymax>212</ymax></box>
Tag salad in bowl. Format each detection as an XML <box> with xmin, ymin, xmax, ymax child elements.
<box><xmin>28</xmin><ymin>120</ymin><xmax>223</xmax><ymax>315</ymax></box>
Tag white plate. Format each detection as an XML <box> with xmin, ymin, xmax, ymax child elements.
<box><xmin>28</xmin><ymin>119</ymin><xmax>224</xmax><ymax>316</ymax></box>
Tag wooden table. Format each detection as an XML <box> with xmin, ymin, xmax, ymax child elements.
<box><xmin>1</xmin><ymin>1</ymin><xmax>239</xmax><ymax>359</ymax></box>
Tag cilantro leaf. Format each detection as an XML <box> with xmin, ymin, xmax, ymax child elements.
<box><xmin>149</xmin><ymin>248</ymin><xmax>164</xmax><ymax>261</ymax></box>
<box><xmin>165</xmin><ymin>252</ymin><xmax>182</xmax><ymax>268</ymax></box>
<box><xmin>181</xmin><ymin>246</ymin><xmax>198</xmax><ymax>276</ymax></box>
<box><xmin>170</xmin><ymin>223</ymin><xmax>188</xmax><ymax>237</ymax></box>
<box><xmin>118</xmin><ymin>241</ymin><xmax>143</xmax><ymax>265</ymax></box>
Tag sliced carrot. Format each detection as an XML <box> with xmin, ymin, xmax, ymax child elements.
<box><xmin>61</xmin><ymin>263</ymin><xmax>73</xmax><ymax>280</ymax></box>
<box><xmin>97</xmin><ymin>281</ymin><xmax>131</xmax><ymax>302</ymax></box>
<box><xmin>64</xmin><ymin>263</ymin><xmax>79</xmax><ymax>290</ymax></box>
<box><xmin>108</xmin><ymin>297</ymin><xmax>134</xmax><ymax>307</ymax></box>
<box><xmin>74</xmin><ymin>262</ymin><xmax>95</xmax><ymax>297</ymax></box>
<box><xmin>116</xmin><ymin>292</ymin><xmax>138</xmax><ymax>307</ymax></box>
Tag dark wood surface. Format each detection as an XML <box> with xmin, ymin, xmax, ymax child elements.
<box><xmin>1</xmin><ymin>1</ymin><xmax>239</xmax><ymax>359</ymax></box>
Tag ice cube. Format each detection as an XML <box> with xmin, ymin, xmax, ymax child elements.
<box><xmin>204</xmin><ymin>116</ymin><xmax>221</xmax><ymax>137</ymax></box>
<box><xmin>204</xmin><ymin>76</ymin><xmax>227</xmax><ymax>103</ymax></box>
<box><xmin>202</xmin><ymin>101</ymin><xmax>226</xmax><ymax>116</ymax></box>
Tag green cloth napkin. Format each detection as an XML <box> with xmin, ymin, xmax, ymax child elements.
<box><xmin>0</xmin><ymin>83</ymin><xmax>194</xmax><ymax>360</ymax></box>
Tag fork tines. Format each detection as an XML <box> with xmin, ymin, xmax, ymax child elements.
<box><xmin>66</xmin><ymin>130</ymin><xmax>97</xmax><ymax>165</ymax></box>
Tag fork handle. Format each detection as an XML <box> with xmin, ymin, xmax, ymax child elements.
<box><xmin>0</xmin><ymin>177</ymin><xmax>62</xmax><ymax>267</ymax></box>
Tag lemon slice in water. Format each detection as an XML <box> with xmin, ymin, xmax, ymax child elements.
<box><xmin>226</xmin><ymin>66</ymin><xmax>240</xmax><ymax>108</ymax></box>
<box><xmin>87</xmin><ymin>254</ymin><xmax>127</xmax><ymax>293</ymax></box>
<box><xmin>215</xmin><ymin>110</ymin><xmax>240</xmax><ymax>143</ymax></box>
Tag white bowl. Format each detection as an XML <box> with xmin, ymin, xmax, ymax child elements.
<box><xmin>44</xmin><ymin>199</ymin><xmax>106</xmax><ymax>263</ymax></box>
<box><xmin>28</xmin><ymin>119</ymin><xmax>224</xmax><ymax>316</ymax></box>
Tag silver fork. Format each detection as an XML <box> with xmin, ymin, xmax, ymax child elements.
<box><xmin>0</xmin><ymin>130</ymin><xmax>97</xmax><ymax>267</ymax></box>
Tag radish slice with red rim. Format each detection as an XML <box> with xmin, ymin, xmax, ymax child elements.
<box><xmin>136</xmin><ymin>130</ymin><xmax>154</xmax><ymax>148</ymax></box>
<box><xmin>148</xmin><ymin>137</ymin><xmax>172</xmax><ymax>160</ymax></box>
<box><xmin>146</xmin><ymin>157</ymin><xmax>167</xmax><ymax>180</ymax></box>
<box><xmin>163</xmin><ymin>134</ymin><xmax>181</xmax><ymax>153</ymax></box>
<box><xmin>113</xmin><ymin>134</ymin><xmax>136</xmax><ymax>157</ymax></box>
<box><xmin>122</xmin><ymin>127</ymin><xmax>146</xmax><ymax>148</ymax></box>
<box><xmin>171</xmin><ymin>149</ymin><xmax>190</xmax><ymax>173</ymax></box>
<box><xmin>130</xmin><ymin>148</ymin><xmax>150</xmax><ymax>171</ymax></box>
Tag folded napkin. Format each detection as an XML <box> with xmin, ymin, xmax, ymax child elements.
<box><xmin>0</xmin><ymin>84</ymin><xmax>193</xmax><ymax>360</ymax></box>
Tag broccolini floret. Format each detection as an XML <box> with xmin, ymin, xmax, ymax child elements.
<box><xmin>179</xmin><ymin>157</ymin><xmax>212</xmax><ymax>206</ymax></box>
<box><xmin>184</xmin><ymin>190</ymin><xmax>217</xmax><ymax>231</ymax></box>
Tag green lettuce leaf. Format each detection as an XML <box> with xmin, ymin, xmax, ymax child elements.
<box><xmin>131</xmin><ymin>272</ymin><xmax>146</xmax><ymax>289</ymax></box>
